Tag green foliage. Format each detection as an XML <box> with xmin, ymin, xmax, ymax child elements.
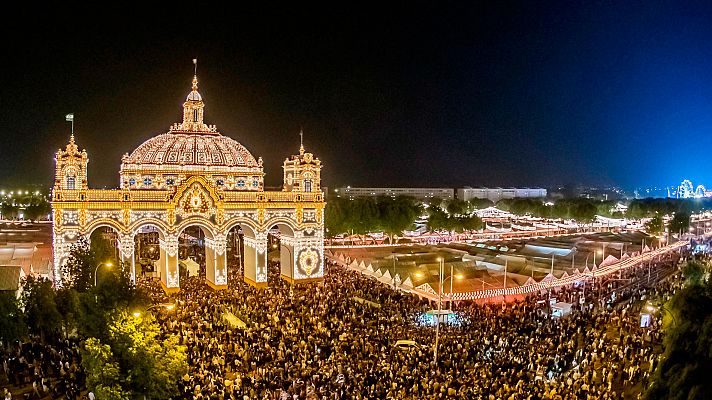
<box><xmin>445</xmin><ymin>199</ymin><xmax>469</xmax><ymax>216</ymax></box>
<box><xmin>61</xmin><ymin>236</ymin><xmax>100</xmax><ymax>292</ymax></box>
<box><xmin>82</xmin><ymin>338</ymin><xmax>129</xmax><ymax>400</ymax></box>
<box><xmin>495</xmin><ymin>197</ymin><xmax>601</xmax><ymax>221</ymax></box>
<box><xmin>377</xmin><ymin>196</ymin><xmax>423</xmax><ymax>242</ymax></box>
<box><xmin>683</xmin><ymin>261</ymin><xmax>706</xmax><ymax>286</ymax></box>
<box><xmin>0</xmin><ymin>203</ymin><xmax>19</xmax><ymax>219</ymax></box>
<box><xmin>324</xmin><ymin>196</ymin><xmax>351</xmax><ymax>236</ymax></box>
<box><xmin>82</xmin><ymin>311</ymin><xmax>188</xmax><ymax>399</ymax></box>
<box><xmin>426</xmin><ymin>205</ymin><xmax>482</xmax><ymax>232</ymax></box>
<box><xmin>427</xmin><ymin>205</ymin><xmax>453</xmax><ymax>231</ymax></box>
<box><xmin>627</xmin><ymin>198</ymin><xmax>705</xmax><ymax>219</ymax></box>
<box><xmin>645</xmin><ymin>262</ymin><xmax>712</xmax><ymax>400</ymax></box>
<box><xmin>23</xmin><ymin>200</ymin><xmax>51</xmax><ymax>221</ymax></box>
<box><xmin>324</xmin><ymin>195</ymin><xmax>423</xmax><ymax>239</ymax></box>
<box><xmin>20</xmin><ymin>276</ymin><xmax>62</xmax><ymax>341</ymax></box>
<box><xmin>468</xmin><ymin>198</ymin><xmax>494</xmax><ymax>210</ymax></box>
<box><xmin>668</xmin><ymin>212</ymin><xmax>691</xmax><ymax>237</ymax></box>
<box><xmin>0</xmin><ymin>292</ymin><xmax>26</xmax><ymax>342</ymax></box>
<box><xmin>645</xmin><ymin>215</ymin><xmax>665</xmax><ymax>235</ymax></box>
<box><xmin>77</xmin><ymin>262</ymin><xmax>149</xmax><ymax>341</ymax></box>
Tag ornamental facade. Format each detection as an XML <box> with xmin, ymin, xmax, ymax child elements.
<box><xmin>51</xmin><ymin>74</ymin><xmax>325</xmax><ymax>291</ymax></box>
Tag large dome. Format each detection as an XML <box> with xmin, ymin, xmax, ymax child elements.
<box><xmin>124</xmin><ymin>132</ymin><xmax>258</xmax><ymax>167</ymax></box>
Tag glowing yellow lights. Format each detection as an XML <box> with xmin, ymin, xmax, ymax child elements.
<box><xmin>414</xmin><ymin>272</ymin><xmax>424</xmax><ymax>278</ymax></box>
<box><xmin>455</xmin><ymin>274</ymin><xmax>464</xmax><ymax>280</ymax></box>
<box><xmin>133</xmin><ymin>312</ymin><xmax>141</xmax><ymax>317</ymax></box>
<box><xmin>51</xmin><ymin>70</ymin><xmax>325</xmax><ymax>290</ymax></box>
<box><xmin>165</xmin><ymin>304</ymin><xmax>175</xmax><ymax>311</ymax></box>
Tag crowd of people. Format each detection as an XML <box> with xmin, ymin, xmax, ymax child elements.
<box><xmin>139</xmin><ymin>249</ymin><xmax>682</xmax><ymax>399</ymax></box>
<box><xmin>0</xmin><ymin>245</ymin><xmax>688</xmax><ymax>399</ymax></box>
<box><xmin>0</xmin><ymin>339</ymin><xmax>83</xmax><ymax>399</ymax></box>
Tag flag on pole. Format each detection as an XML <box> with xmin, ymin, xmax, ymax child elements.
<box><xmin>65</xmin><ymin>113</ymin><xmax>74</xmax><ymax>121</ymax></box>
<box><xmin>193</xmin><ymin>58</ymin><xmax>197</xmax><ymax>65</ymax></box>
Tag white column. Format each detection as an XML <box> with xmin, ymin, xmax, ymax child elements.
<box><xmin>119</xmin><ymin>234</ymin><xmax>136</xmax><ymax>283</ymax></box>
<box><xmin>159</xmin><ymin>234</ymin><xmax>180</xmax><ymax>290</ymax></box>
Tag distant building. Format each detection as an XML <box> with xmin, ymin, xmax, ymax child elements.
<box><xmin>334</xmin><ymin>187</ymin><xmax>455</xmax><ymax>201</ymax></box>
<box><xmin>457</xmin><ymin>187</ymin><xmax>546</xmax><ymax>203</ymax></box>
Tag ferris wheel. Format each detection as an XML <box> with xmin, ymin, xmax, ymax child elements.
<box><xmin>676</xmin><ymin>179</ymin><xmax>707</xmax><ymax>198</ymax></box>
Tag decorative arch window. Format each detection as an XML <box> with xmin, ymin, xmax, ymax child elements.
<box><xmin>166</xmin><ymin>178</ymin><xmax>175</xmax><ymax>185</ymax></box>
<box><xmin>236</xmin><ymin>180</ymin><xmax>246</xmax><ymax>187</ymax></box>
<box><xmin>304</xmin><ymin>179</ymin><xmax>313</xmax><ymax>192</ymax></box>
<box><xmin>252</xmin><ymin>180</ymin><xmax>259</xmax><ymax>187</ymax></box>
<box><xmin>66</xmin><ymin>176</ymin><xmax>76</xmax><ymax>190</ymax></box>
<box><xmin>143</xmin><ymin>177</ymin><xmax>152</xmax><ymax>186</ymax></box>
<box><xmin>129</xmin><ymin>178</ymin><xmax>136</xmax><ymax>186</ymax></box>
<box><xmin>193</xmin><ymin>109</ymin><xmax>199</xmax><ymax>122</ymax></box>
<box><xmin>216</xmin><ymin>179</ymin><xmax>224</xmax><ymax>186</ymax></box>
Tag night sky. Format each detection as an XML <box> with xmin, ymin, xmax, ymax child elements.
<box><xmin>2</xmin><ymin>2</ymin><xmax>712</xmax><ymax>190</ymax></box>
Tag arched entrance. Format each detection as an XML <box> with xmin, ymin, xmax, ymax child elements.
<box><xmin>51</xmin><ymin>72</ymin><xmax>325</xmax><ymax>292</ymax></box>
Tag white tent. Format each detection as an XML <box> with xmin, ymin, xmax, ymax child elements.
<box><xmin>400</xmin><ymin>276</ymin><xmax>414</xmax><ymax>290</ymax></box>
<box><xmin>378</xmin><ymin>270</ymin><xmax>393</xmax><ymax>284</ymax></box>
<box><xmin>180</xmin><ymin>258</ymin><xmax>200</xmax><ymax>277</ymax></box>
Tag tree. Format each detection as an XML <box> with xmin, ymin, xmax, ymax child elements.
<box><xmin>0</xmin><ymin>292</ymin><xmax>26</xmax><ymax>342</ymax></box>
<box><xmin>0</xmin><ymin>203</ymin><xmax>19</xmax><ymax>219</ymax></box>
<box><xmin>445</xmin><ymin>199</ymin><xmax>469</xmax><ymax>216</ymax></box>
<box><xmin>324</xmin><ymin>196</ymin><xmax>350</xmax><ymax>237</ymax></box>
<box><xmin>24</xmin><ymin>200</ymin><xmax>51</xmax><ymax>221</ymax></box>
<box><xmin>454</xmin><ymin>215</ymin><xmax>482</xmax><ymax>232</ymax></box>
<box><xmin>21</xmin><ymin>276</ymin><xmax>62</xmax><ymax>341</ymax></box>
<box><xmin>645</xmin><ymin>215</ymin><xmax>664</xmax><ymax>235</ymax></box>
<box><xmin>61</xmin><ymin>237</ymin><xmax>99</xmax><ymax>292</ymax></box>
<box><xmin>78</xmin><ymin>261</ymin><xmax>149</xmax><ymax>341</ymax></box>
<box><xmin>468</xmin><ymin>198</ymin><xmax>494</xmax><ymax>210</ymax></box>
<box><xmin>427</xmin><ymin>205</ymin><xmax>452</xmax><ymax>231</ymax></box>
<box><xmin>378</xmin><ymin>196</ymin><xmax>422</xmax><ymax>243</ymax></box>
<box><xmin>82</xmin><ymin>311</ymin><xmax>188</xmax><ymax>399</ymax></box>
<box><xmin>348</xmin><ymin>197</ymin><xmax>380</xmax><ymax>239</ymax></box>
<box><xmin>645</xmin><ymin>261</ymin><xmax>712</xmax><ymax>399</ymax></box>
<box><xmin>81</xmin><ymin>338</ymin><xmax>129</xmax><ymax>400</ymax></box>
<box><xmin>668</xmin><ymin>211</ymin><xmax>691</xmax><ymax>238</ymax></box>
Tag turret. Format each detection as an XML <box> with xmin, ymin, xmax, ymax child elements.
<box><xmin>54</xmin><ymin>134</ymin><xmax>88</xmax><ymax>190</ymax></box>
<box><xmin>283</xmin><ymin>130</ymin><xmax>322</xmax><ymax>193</ymax></box>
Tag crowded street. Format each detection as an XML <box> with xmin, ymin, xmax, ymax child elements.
<box><xmin>143</xmin><ymin>250</ymin><xmax>681</xmax><ymax>399</ymax></box>
<box><xmin>0</xmin><ymin>247</ymin><xmax>688</xmax><ymax>399</ymax></box>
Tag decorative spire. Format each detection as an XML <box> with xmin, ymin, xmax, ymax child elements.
<box><xmin>192</xmin><ymin>58</ymin><xmax>198</xmax><ymax>91</ymax></box>
<box><xmin>69</xmin><ymin>134</ymin><xmax>75</xmax><ymax>145</ymax></box>
<box><xmin>299</xmin><ymin>128</ymin><xmax>305</xmax><ymax>155</ymax></box>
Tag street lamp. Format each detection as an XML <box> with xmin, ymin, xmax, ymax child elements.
<box><xmin>94</xmin><ymin>262</ymin><xmax>113</xmax><ymax>287</ymax></box>
<box><xmin>133</xmin><ymin>303</ymin><xmax>176</xmax><ymax>318</ymax></box>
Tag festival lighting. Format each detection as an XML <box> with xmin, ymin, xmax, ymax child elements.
<box><xmin>51</xmin><ymin>67</ymin><xmax>326</xmax><ymax>290</ymax></box>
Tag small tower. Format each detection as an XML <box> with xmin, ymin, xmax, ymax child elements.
<box><xmin>171</xmin><ymin>70</ymin><xmax>216</xmax><ymax>133</ymax></box>
<box><xmin>283</xmin><ymin>130</ymin><xmax>322</xmax><ymax>193</ymax></box>
<box><xmin>54</xmin><ymin>135</ymin><xmax>88</xmax><ymax>191</ymax></box>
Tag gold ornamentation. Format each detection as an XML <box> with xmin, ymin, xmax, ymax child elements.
<box><xmin>299</xmin><ymin>248</ymin><xmax>319</xmax><ymax>276</ymax></box>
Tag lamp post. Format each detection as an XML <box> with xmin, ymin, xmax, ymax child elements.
<box><xmin>94</xmin><ymin>262</ymin><xmax>113</xmax><ymax>287</ymax></box>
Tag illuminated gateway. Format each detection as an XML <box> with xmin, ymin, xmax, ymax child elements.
<box><xmin>52</xmin><ymin>73</ymin><xmax>325</xmax><ymax>291</ymax></box>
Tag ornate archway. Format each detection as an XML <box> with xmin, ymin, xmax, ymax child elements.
<box><xmin>52</xmin><ymin>72</ymin><xmax>324</xmax><ymax>292</ymax></box>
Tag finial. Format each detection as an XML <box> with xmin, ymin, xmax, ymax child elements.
<box><xmin>299</xmin><ymin>127</ymin><xmax>305</xmax><ymax>155</ymax></box>
<box><xmin>69</xmin><ymin>134</ymin><xmax>75</xmax><ymax>145</ymax></box>
<box><xmin>192</xmin><ymin>58</ymin><xmax>198</xmax><ymax>91</ymax></box>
